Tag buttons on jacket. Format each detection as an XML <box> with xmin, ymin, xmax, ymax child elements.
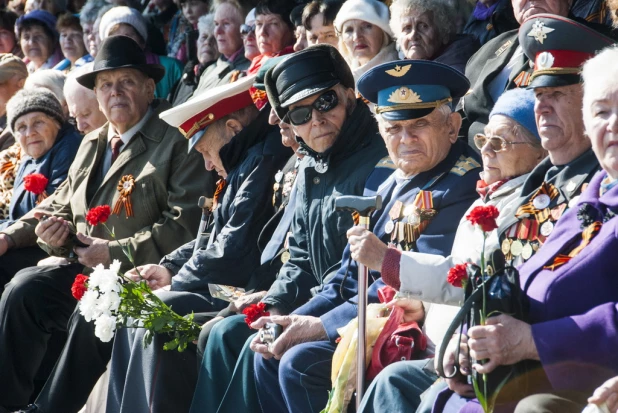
<box><xmin>313</xmin><ymin>177</ymin><xmax>320</xmax><ymax>185</ymax></box>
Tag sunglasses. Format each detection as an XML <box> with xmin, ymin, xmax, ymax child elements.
<box><xmin>473</xmin><ymin>134</ymin><xmax>532</xmax><ymax>153</ymax></box>
<box><xmin>240</xmin><ymin>24</ymin><xmax>255</xmax><ymax>38</ymax></box>
<box><xmin>285</xmin><ymin>90</ymin><xmax>339</xmax><ymax>126</ymax></box>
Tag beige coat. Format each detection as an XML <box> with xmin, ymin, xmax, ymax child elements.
<box><xmin>1</xmin><ymin>100</ymin><xmax>206</xmax><ymax>272</ymax></box>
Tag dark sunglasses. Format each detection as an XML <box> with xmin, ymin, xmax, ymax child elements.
<box><xmin>285</xmin><ymin>90</ymin><xmax>339</xmax><ymax>126</ymax></box>
<box><xmin>240</xmin><ymin>24</ymin><xmax>255</xmax><ymax>37</ymax></box>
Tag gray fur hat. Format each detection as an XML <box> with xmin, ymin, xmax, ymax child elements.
<box><xmin>7</xmin><ymin>88</ymin><xmax>65</xmax><ymax>132</ymax></box>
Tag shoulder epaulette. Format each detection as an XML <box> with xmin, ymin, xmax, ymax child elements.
<box><xmin>450</xmin><ymin>155</ymin><xmax>481</xmax><ymax>176</ymax></box>
<box><xmin>375</xmin><ymin>156</ymin><xmax>396</xmax><ymax>170</ymax></box>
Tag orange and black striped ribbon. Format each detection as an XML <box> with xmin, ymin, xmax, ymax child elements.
<box><xmin>515</xmin><ymin>182</ymin><xmax>560</xmax><ymax>223</ymax></box>
<box><xmin>414</xmin><ymin>190</ymin><xmax>434</xmax><ymax>239</ymax></box>
<box><xmin>212</xmin><ymin>179</ymin><xmax>227</xmax><ymax>211</ymax></box>
<box><xmin>352</xmin><ymin>212</ymin><xmax>360</xmax><ymax>225</ymax></box>
<box><xmin>544</xmin><ymin>221</ymin><xmax>602</xmax><ymax>270</ymax></box>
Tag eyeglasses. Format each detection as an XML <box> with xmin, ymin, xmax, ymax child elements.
<box><xmin>240</xmin><ymin>24</ymin><xmax>255</xmax><ymax>38</ymax></box>
<box><xmin>473</xmin><ymin>134</ymin><xmax>532</xmax><ymax>152</ymax></box>
<box><xmin>285</xmin><ymin>90</ymin><xmax>339</xmax><ymax>126</ymax></box>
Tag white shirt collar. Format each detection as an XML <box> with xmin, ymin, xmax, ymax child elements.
<box><xmin>107</xmin><ymin>107</ymin><xmax>153</xmax><ymax>145</ymax></box>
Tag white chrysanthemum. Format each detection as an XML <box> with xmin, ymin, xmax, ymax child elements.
<box><xmin>97</xmin><ymin>269</ymin><xmax>121</xmax><ymax>294</ymax></box>
<box><xmin>110</xmin><ymin>259</ymin><xmax>122</xmax><ymax>274</ymax></box>
<box><xmin>79</xmin><ymin>290</ymin><xmax>102</xmax><ymax>322</ymax></box>
<box><xmin>96</xmin><ymin>291</ymin><xmax>121</xmax><ymax>314</ymax></box>
<box><xmin>94</xmin><ymin>313</ymin><xmax>117</xmax><ymax>342</ymax></box>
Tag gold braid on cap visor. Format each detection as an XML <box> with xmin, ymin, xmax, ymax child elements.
<box><xmin>375</xmin><ymin>97</ymin><xmax>453</xmax><ymax>114</ymax></box>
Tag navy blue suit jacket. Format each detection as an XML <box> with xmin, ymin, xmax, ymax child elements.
<box><xmin>293</xmin><ymin>140</ymin><xmax>481</xmax><ymax>342</ymax></box>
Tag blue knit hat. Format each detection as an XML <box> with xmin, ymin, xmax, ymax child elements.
<box><xmin>489</xmin><ymin>88</ymin><xmax>540</xmax><ymax>141</ymax></box>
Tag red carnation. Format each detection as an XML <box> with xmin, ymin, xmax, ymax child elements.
<box><xmin>86</xmin><ymin>205</ymin><xmax>111</xmax><ymax>226</ymax></box>
<box><xmin>447</xmin><ymin>263</ymin><xmax>469</xmax><ymax>288</ymax></box>
<box><xmin>71</xmin><ymin>274</ymin><xmax>89</xmax><ymax>300</ymax></box>
<box><xmin>242</xmin><ymin>302</ymin><xmax>270</xmax><ymax>327</ymax></box>
<box><xmin>23</xmin><ymin>173</ymin><xmax>48</xmax><ymax>195</ymax></box>
<box><xmin>466</xmin><ymin>205</ymin><xmax>500</xmax><ymax>232</ymax></box>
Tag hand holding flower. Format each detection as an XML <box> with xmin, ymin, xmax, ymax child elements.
<box><xmin>125</xmin><ymin>264</ymin><xmax>172</xmax><ymax>290</ymax></box>
<box><xmin>467</xmin><ymin>314</ymin><xmax>539</xmax><ymax>374</ymax></box>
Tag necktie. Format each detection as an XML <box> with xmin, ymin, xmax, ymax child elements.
<box><xmin>260</xmin><ymin>185</ymin><xmax>297</xmax><ymax>265</ymax></box>
<box><xmin>110</xmin><ymin>136</ymin><xmax>123</xmax><ymax>164</ymax></box>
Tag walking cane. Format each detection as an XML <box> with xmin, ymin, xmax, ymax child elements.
<box><xmin>335</xmin><ymin>195</ymin><xmax>383</xmax><ymax>409</ymax></box>
<box><xmin>193</xmin><ymin>196</ymin><xmax>213</xmax><ymax>255</ymax></box>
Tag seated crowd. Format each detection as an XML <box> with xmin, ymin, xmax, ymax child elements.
<box><xmin>0</xmin><ymin>0</ymin><xmax>617</xmax><ymax>412</ymax></box>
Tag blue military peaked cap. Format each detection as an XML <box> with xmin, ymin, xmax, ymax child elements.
<box><xmin>357</xmin><ymin>60</ymin><xmax>470</xmax><ymax>120</ymax></box>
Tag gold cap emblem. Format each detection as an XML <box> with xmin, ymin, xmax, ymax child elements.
<box><xmin>527</xmin><ymin>21</ymin><xmax>554</xmax><ymax>44</ymax></box>
<box><xmin>387</xmin><ymin>86</ymin><xmax>422</xmax><ymax>104</ymax></box>
<box><xmin>385</xmin><ymin>64</ymin><xmax>411</xmax><ymax>77</ymax></box>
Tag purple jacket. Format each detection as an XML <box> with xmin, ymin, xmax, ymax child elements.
<box><xmin>435</xmin><ymin>170</ymin><xmax>618</xmax><ymax>413</ymax></box>
<box><xmin>521</xmin><ymin>169</ymin><xmax>618</xmax><ymax>392</ymax></box>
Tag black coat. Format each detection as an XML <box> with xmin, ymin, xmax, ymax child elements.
<box><xmin>163</xmin><ymin>107</ymin><xmax>293</xmax><ymax>294</ymax></box>
<box><xmin>262</xmin><ymin>100</ymin><xmax>390</xmax><ymax>314</ymax></box>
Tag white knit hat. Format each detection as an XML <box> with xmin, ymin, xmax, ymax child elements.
<box><xmin>333</xmin><ymin>0</ymin><xmax>393</xmax><ymax>38</ymax></box>
<box><xmin>99</xmin><ymin>6</ymin><xmax>148</xmax><ymax>43</ymax></box>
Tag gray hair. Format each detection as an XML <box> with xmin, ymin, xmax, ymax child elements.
<box><xmin>389</xmin><ymin>0</ymin><xmax>468</xmax><ymax>43</ymax></box>
<box><xmin>197</xmin><ymin>13</ymin><xmax>216</xmax><ymax>36</ymax></box>
<box><xmin>80</xmin><ymin>0</ymin><xmax>108</xmax><ymax>25</ymax></box>
<box><xmin>64</xmin><ymin>63</ymin><xmax>94</xmax><ymax>99</ymax></box>
<box><xmin>24</xmin><ymin>69</ymin><xmax>67</xmax><ymax>106</ymax></box>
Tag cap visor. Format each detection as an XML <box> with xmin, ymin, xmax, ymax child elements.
<box><xmin>280</xmin><ymin>79</ymin><xmax>339</xmax><ymax>108</ymax></box>
<box><xmin>380</xmin><ymin>107</ymin><xmax>435</xmax><ymax>121</ymax></box>
<box><xmin>528</xmin><ymin>74</ymin><xmax>581</xmax><ymax>89</ymax></box>
<box><xmin>188</xmin><ymin>127</ymin><xmax>208</xmax><ymax>153</ymax></box>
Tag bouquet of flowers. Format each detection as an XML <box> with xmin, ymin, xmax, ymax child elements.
<box><xmin>71</xmin><ymin>205</ymin><xmax>201</xmax><ymax>351</ymax></box>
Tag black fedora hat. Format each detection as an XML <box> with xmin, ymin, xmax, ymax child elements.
<box><xmin>76</xmin><ymin>36</ymin><xmax>165</xmax><ymax>90</ymax></box>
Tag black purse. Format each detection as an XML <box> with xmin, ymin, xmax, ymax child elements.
<box><xmin>436</xmin><ymin>251</ymin><xmax>533</xmax><ymax>406</ymax></box>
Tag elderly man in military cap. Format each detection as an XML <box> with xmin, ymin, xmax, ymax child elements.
<box><xmin>496</xmin><ymin>14</ymin><xmax>613</xmax><ymax>269</ymax></box>
<box><xmin>250</xmin><ymin>59</ymin><xmax>482</xmax><ymax>413</ymax></box>
<box><xmin>0</xmin><ymin>35</ymin><xmax>208</xmax><ymax>412</ymax></box>
<box><xmin>183</xmin><ymin>44</ymin><xmax>390</xmax><ymax>413</ymax></box>
<box><xmin>459</xmin><ymin>0</ymin><xmax>614</xmax><ymax>147</ymax></box>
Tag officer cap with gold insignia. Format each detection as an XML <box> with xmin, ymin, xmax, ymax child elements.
<box><xmin>159</xmin><ymin>74</ymin><xmax>255</xmax><ymax>152</ymax></box>
<box><xmin>357</xmin><ymin>60</ymin><xmax>469</xmax><ymax>120</ymax></box>
<box><xmin>519</xmin><ymin>14</ymin><xmax>614</xmax><ymax>89</ymax></box>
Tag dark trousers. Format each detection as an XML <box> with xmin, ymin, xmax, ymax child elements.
<box><xmin>0</xmin><ymin>263</ymin><xmax>82</xmax><ymax>410</ymax></box>
<box><xmin>190</xmin><ymin>314</ymin><xmax>259</xmax><ymax>413</ymax></box>
<box><xmin>254</xmin><ymin>340</ymin><xmax>336</xmax><ymax>413</ymax></box>
<box><xmin>0</xmin><ymin>247</ymin><xmax>48</xmax><ymax>295</ymax></box>
<box><xmin>34</xmin><ymin>305</ymin><xmax>114</xmax><ymax>413</ymax></box>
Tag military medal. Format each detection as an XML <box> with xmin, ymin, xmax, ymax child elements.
<box><xmin>384</xmin><ymin>220</ymin><xmax>395</xmax><ymax>234</ymax></box>
<box><xmin>314</xmin><ymin>159</ymin><xmax>328</xmax><ymax>174</ymax></box>
<box><xmin>533</xmin><ymin>194</ymin><xmax>551</xmax><ymax>209</ymax></box>
<box><xmin>521</xmin><ymin>242</ymin><xmax>533</xmax><ymax>260</ymax></box>
<box><xmin>281</xmin><ymin>251</ymin><xmax>290</xmax><ymax>263</ymax></box>
<box><xmin>501</xmin><ymin>238</ymin><xmax>511</xmax><ymax>255</ymax></box>
<box><xmin>510</xmin><ymin>240</ymin><xmax>524</xmax><ymax>256</ymax></box>
<box><xmin>540</xmin><ymin>221</ymin><xmax>554</xmax><ymax>237</ymax></box>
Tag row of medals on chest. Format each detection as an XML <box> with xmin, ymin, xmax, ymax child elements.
<box><xmin>502</xmin><ymin>193</ymin><xmax>566</xmax><ymax>261</ymax></box>
<box><xmin>385</xmin><ymin>200</ymin><xmax>436</xmax><ymax>250</ymax></box>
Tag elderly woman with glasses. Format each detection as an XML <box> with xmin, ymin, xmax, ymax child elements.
<box><xmin>358</xmin><ymin>87</ymin><xmax>546</xmax><ymax>413</ymax></box>
<box><xmin>240</xmin><ymin>8</ymin><xmax>259</xmax><ymax>61</ymax></box>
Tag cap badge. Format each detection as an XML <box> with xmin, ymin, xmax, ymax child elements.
<box><xmin>388</xmin><ymin>86</ymin><xmax>422</xmax><ymax>104</ymax></box>
<box><xmin>527</xmin><ymin>21</ymin><xmax>554</xmax><ymax>44</ymax></box>
<box><xmin>536</xmin><ymin>52</ymin><xmax>555</xmax><ymax>69</ymax></box>
<box><xmin>385</xmin><ymin>64</ymin><xmax>411</xmax><ymax>77</ymax></box>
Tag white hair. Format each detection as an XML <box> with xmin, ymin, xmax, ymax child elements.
<box><xmin>582</xmin><ymin>46</ymin><xmax>618</xmax><ymax>126</ymax></box>
<box><xmin>197</xmin><ymin>13</ymin><xmax>215</xmax><ymax>36</ymax></box>
<box><xmin>24</xmin><ymin>69</ymin><xmax>67</xmax><ymax>105</ymax></box>
<box><xmin>64</xmin><ymin>63</ymin><xmax>95</xmax><ymax>101</ymax></box>
<box><xmin>389</xmin><ymin>0</ymin><xmax>469</xmax><ymax>43</ymax></box>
